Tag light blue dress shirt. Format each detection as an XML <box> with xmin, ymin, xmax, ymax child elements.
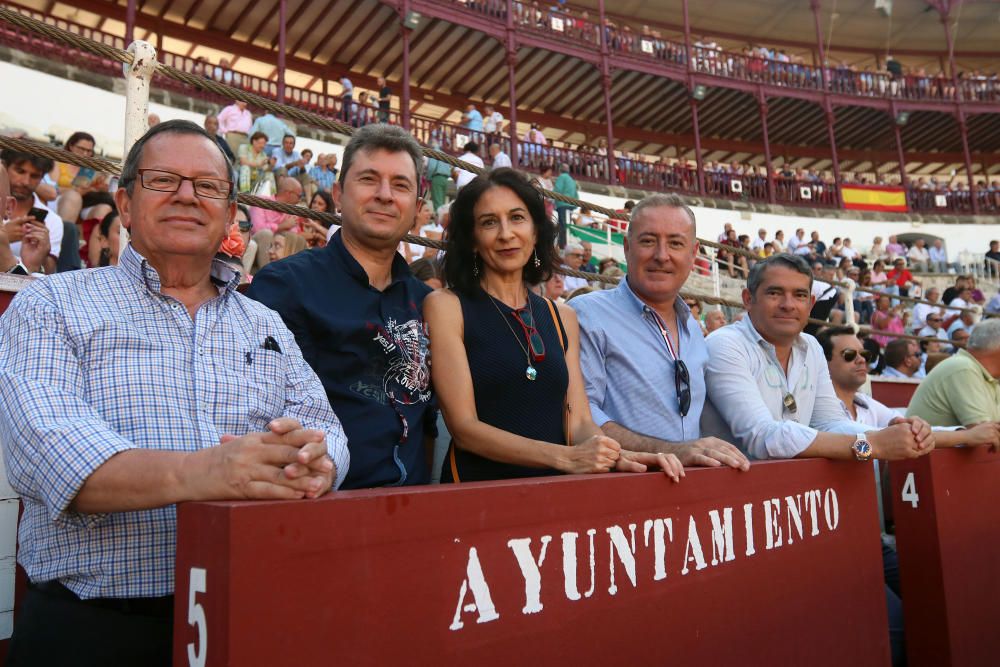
<box><xmin>0</xmin><ymin>245</ymin><xmax>349</xmax><ymax>599</ymax></box>
<box><xmin>701</xmin><ymin>315</ymin><xmax>867</xmax><ymax>459</ymax></box>
<box><xmin>571</xmin><ymin>278</ymin><xmax>707</xmax><ymax>443</ymax></box>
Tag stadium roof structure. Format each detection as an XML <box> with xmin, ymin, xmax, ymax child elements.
<box><xmin>5</xmin><ymin>0</ymin><xmax>999</xmax><ymax>191</ymax></box>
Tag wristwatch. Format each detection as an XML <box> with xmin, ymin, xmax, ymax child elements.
<box><xmin>6</xmin><ymin>262</ymin><xmax>29</xmax><ymax>276</ymax></box>
<box><xmin>852</xmin><ymin>433</ymin><xmax>873</xmax><ymax>462</ymax></box>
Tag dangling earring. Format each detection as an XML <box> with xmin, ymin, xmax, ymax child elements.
<box><xmin>533</xmin><ymin>248</ymin><xmax>541</xmax><ymax>268</ymax></box>
<box><xmin>473</xmin><ymin>252</ymin><xmax>479</xmax><ymax>277</ymax></box>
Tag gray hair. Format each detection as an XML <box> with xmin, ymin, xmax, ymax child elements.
<box><xmin>968</xmin><ymin>318</ymin><xmax>1000</xmax><ymax>352</ymax></box>
<box><xmin>339</xmin><ymin>123</ymin><xmax>424</xmax><ymax>189</ymax></box>
<box><xmin>627</xmin><ymin>194</ymin><xmax>696</xmax><ymax>239</ymax></box>
<box><xmin>563</xmin><ymin>242</ymin><xmax>583</xmax><ymax>257</ymax></box>
<box><xmin>119</xmin><ymin>119</ymin><xmax>237</xmax><ymax>202</ymax></box>
<box><xmin>747</xmin><ymin>253</ymin><xmax>813</xmax><ymax>296</ymax></box>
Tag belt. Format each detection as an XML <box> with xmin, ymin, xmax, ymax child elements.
<box><xmin>225</xmin><ymin>131</ymin><xmax>247</xmax><ymax>135</ymax></box>
<box><xmin>30</xmin><ymin>580</ymin><xmax>174</xmax><ymax>618</ymax></box>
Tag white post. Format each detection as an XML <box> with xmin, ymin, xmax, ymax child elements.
<box><xmin>843</xmin><ymin>277</ymin><xmax>857</xmax><ymax>327</ymax></box>
<box><xmin>606</xmin><ymin>222</ymin><xmax>612</xmax><ymax>259</ymax></box>
<box><xmin>710</xmin><ymin>247</ymin><xmax>722</xmax><ymax>309</ymax></box>
<box><xmin>120</xmin><ymin>40</ymin><xmax>158</xmax><ymax>253</ymax></box>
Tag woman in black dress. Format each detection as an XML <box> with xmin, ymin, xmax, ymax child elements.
<box><xmin>424</xmin><ymin>169</ymin><xmax>683</xmax><ymax>482</ymax></box>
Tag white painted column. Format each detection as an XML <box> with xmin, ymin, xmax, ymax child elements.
<box><xmin>120</xmin><ymin>40</ymin><xmax>158</xmax><ymax>254</ymax></box>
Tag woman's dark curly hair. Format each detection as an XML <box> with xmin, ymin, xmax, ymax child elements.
<box><xmin>443</xmin><ymin>168</ymin><xmax>556</xmax><ymax>296</ymax></box>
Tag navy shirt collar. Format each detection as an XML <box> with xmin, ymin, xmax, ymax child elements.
<box><xmin>327</xmin><ymin>228</ymin><xmax>414</xmax><ymax>290</ymax></box>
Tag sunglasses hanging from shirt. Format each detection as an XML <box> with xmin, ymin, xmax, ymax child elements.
<box><xmin>487</xmin><ymin>292</ymin><xmax>545</xmax><ymax>381</ymax></box>
<box><xmin>646</xmin><ymin>307</ymin><xmax>691</xmax><ymax>417</ymax></box>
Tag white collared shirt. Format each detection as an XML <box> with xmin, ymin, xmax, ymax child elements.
<box><xmin>701</xmin><ymin>315</ymin><xmax>868</xmax><ymax>459</ymax></box>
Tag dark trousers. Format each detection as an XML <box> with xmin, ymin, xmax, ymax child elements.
<box><xmin>7</xmin><ymin>582</ymin><xmax>172</xmax><ymax>667</ymax></box>
<box><xmin>883</xmin><ymin>541</ymin><xmax>907</xmax><ymax>667</ymax></box>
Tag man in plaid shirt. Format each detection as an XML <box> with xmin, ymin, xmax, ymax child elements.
<box><xmin>0</xmin><ymin>120</ymin><xmax>349</xmax><ymax>666</ymax></box>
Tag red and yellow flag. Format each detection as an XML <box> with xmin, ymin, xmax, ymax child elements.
<box><xmin>841</xmin><ymin>185</ymin><xmax>908</xmax><ymax>213</ymax></box>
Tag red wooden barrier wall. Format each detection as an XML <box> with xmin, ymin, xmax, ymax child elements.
<box><xmin>870</xmin><ymin>378</ymin><xmax>919</xmax><ymax>409</ymax></box>
<box><xmin>174</xmin><ymin>460</ymin><xmax>891</xmax><ymax>666</ymax></box>
<box><xmin>889</xmin><ymin>448</ymin><xmax>1000</xmax><ymax>667</ymax></box>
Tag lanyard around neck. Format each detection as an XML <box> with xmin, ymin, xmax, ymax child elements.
<box><xmin>645</xmin><ymin>307</ymin><xmax>680</xmax><ymax>361</ymax></box>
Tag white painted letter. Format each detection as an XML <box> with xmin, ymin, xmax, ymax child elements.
<box><xmin>743</xmin><ymin>502</ymin><xmax>756</xmax><ymax>557</ymax></box>
<box><xmin>681</xmin><ymin>516</ymin><xmax>708</xmax><ymax>575</ymax></box>
<box><xmin>824</xmin><ymin>488</ymin><xmax>840</xmax><ymax>530</ymax></box>
<box><xmin>804</xmin><ymin>489</ymin><xmax>822</xmax><ymax>536</ymax></box>
<box><xmin>449</xmin><ymin>547</ymin><xmax>500</xmax><ymax>631</ymax></box>
<box><xmin>784</xmin><ymin>494</ymin><xmax>804</xmax><ymax>545</ymax></box>
<box><xmin>708</xmin><ymin>508</ymin><xmax>735</xmax><ymax>566</ymax></box>
<box><xmin>607</xmin><ymin>524</ymin><xmax>638</xmax><ymax>595</ymax></box>
<box><xmin>763</xmin><ymin>498</ymin><xmax>783</xmax><ymax>550</ymax></box>
<box><xmin>643</xmin><ymin>518</ymin><xmax>674</xmax><ymax>581</ymax></box>
<box><xmin>508</xmin><ymin>536</ymin><xmax>551</xmax><ymax>615</ymax></box>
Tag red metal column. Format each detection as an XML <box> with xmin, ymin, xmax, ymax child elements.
<box><xmin>957</xmin><ymin>111</ymin><xmax>979</xmax><ymax>214</ymax></box>
<box><xmin>759</xmin><ymin>95</ymin><xmax>775</xmax><ymax>203</ymax></box>
<box><xmin>125</xmin><ymin>0</ymin><xmax>136</xmax><ymax>45</ymax></box>
<box><xmin>938</xmin><ymin>8</ymin><xmax>960</xmax><ymax>100</ymax></box>
<box><xmin>400</xmin><ymin>0</ymin><xmax>412</xmax><ymax>130</ymax></box>
<box><xmin>598</xmin><ymin>0</ymin><xmax>615</xmax><ymax>184</ymax></box>
<box><xmin>681</xmin><ymin>0</ymin><xmax>693</xmax><ymax>70</ymax></box>
<box><xmin>690</xmin><ymin>99</ymin><xmax>705</xmax><ymax>194</ymax></box>
<box><xmin>824</xmin><ymin>103</ymin><xmax>843</xmax><ymax>207</ymax></box>
<box><xmin>277</xmin><ymin>0</ymin><xmax>287</xmax><ymax>104</ymax></box>
<box><xmin>505</xmin><ymin>0</ymin><xmax>518</xmax><ymax>164</ymax></box>
<box><xmin>810</xmin><ymin>0</ymin><xmax>829</xmax><ymax>91</ymax></box>
<box><xmin>889</xmin><ymin>103</ymin><xmax>909</xmax><ymax>190</ymax></box>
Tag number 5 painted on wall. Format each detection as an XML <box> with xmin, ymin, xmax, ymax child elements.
<box><xmin>901</xmin><ymin>472</ymin><xmax>919</xmax><ymax>508</ymax></box>
<box><xmin>188</xmin><ymin>567</ymin><xmax>208</xmax><ymax>667</ymax></box>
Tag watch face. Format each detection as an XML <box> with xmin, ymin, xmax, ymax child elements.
<box><xmin>855</xmin><ymin>441</ymin><xmax>872</xmax><ymax>459</ymax></box>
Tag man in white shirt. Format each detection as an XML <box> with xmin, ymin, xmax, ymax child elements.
<box><xmin>911</xmin><ymin>287</ymin><xmax>943</xmax><ymax>332</ymax></box>
<box><xmin>907</xmin><ymin>238</ymin><xmax>930</xmax><ymax>272</ymax></box>
<box><xmin>1</xmin><ymin>149</ymin><xmax>63</xmax><ymax>274</ymax></box>
<box><xmin>749</xmin><ymin>228</ymin><xmax>767</xmax><ymax>254</ymax></box>
<box><xmin>840</xmin><ymin>237</ymin><xmax>858</xmax><ymax>261</ymax></box>
<box><xmin>453</xmin><ymin>142</ymin><xmax>484</xmax><ymax>191</ymax></box>
<box><xmin>917</xmin><ymin>308</ymin><xmax>951</xmax><ymax>351</ymax></box>
<box><xmin>482</xmin><ymin>104</ymin><xmax>505</xmax><ymax>135</ymax></box>
<box><xmin>701</xmin><ymin>253</ymin><xmax>933</xmax><ymax>462</ymax></box>
<box><xmin>489</xmin><ymin>143</ymin><xmax>512</xmax><ymax>170</ymax></box>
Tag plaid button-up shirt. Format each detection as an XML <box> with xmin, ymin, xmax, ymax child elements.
<box><xmin>0</xmin><ymin>244</ymin><xmax>349</xmax><ymax>599</ymax></box>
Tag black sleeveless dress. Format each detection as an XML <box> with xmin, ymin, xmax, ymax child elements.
<box><xmin>441</xmin><ymin>287</ymin><xmax>569</xmax><ymax>482</ymax></box>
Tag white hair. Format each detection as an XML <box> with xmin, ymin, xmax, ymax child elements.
<box><xmin>563</xmin><ymin>243</ymin><xmax>583</xmax><ymax>257</ymax></box>
<box><xmin>968</xmin><ymin>318</ymin><xmax>1000</xmax><ymax>352</ymax></box>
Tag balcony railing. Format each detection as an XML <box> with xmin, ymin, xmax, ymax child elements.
<box><xmin>439</xmin><ymin>0</ymin><xmax>1000</xmax><ymax>103</ymax></box>
<box><xmin>3</xmin><ymin>2</ymin><xmax>995</xmax><ymax>218</ymax></box>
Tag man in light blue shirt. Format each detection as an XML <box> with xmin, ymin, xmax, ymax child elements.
<box><xmin>463</xmin><ymin>104</ymin><xmax>483</xmax><ymax>133</ymax></box>
<box><xmin>249</xmin><ymin>112</ymin><xmax>294</xmax><ymax>156</ymax></box>
<box><xmin>928</xmin><ymin>239</ymin><xmax>948</xmax><ymax>273</ymax></box>
<box><xmin>572</xmin><ymin>194</ymin><xmax>748</xmax><ymax>470</ymax></box>
<box><xmin>701</xmin><ymin>253</ymin><xmax>933</xmax><ymax>461</ymax></box>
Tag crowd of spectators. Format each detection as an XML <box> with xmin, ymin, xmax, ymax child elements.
<box><xmin>4</xmin><ymin>119</ymin><xmax>1000</xmax><ymax>665</ymax></box>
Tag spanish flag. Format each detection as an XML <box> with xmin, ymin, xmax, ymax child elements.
<box><xmin>841</xmin><ymin>185</ymin><xmax>908</xmax><ymax>213</ymax></box>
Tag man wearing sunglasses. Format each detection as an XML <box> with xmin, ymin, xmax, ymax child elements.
<box><xmin>702</xmin><ymin>253</ymin><xmax>934</xmax><ymax>463</ymax></box>
<box><xmin>572</xmin><ymin>194</ymin><xmax>749</xmax><ymax>471</ymax></box>
<box><xmin>820</xmin><ymin>327</ymin><xmax>999</xmax><ymax>448</ymax></box>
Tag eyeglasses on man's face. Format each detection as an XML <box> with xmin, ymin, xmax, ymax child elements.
<box><xmin>136</xmin><ymin>169</ymin><xmax>233</xmax><ymax>200</ymax></box>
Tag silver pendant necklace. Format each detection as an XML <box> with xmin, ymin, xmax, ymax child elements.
<box><xmin>486</xmin><ymin>287</ymin><xmax>538</xmax><ymax>381</ymax></box>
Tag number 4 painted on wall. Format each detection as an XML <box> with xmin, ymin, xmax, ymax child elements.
<box><xmin>901</xmin><ymin>472</ymin><xmax>920</xmax><ymax>508</ymax></box>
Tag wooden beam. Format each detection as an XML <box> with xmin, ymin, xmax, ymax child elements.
<box><xmin>243</xmin><ymin>0</ymin><xmax>279</xmax><ymax>46</ymax></box>
<box><xmin>411</xmin><ymin>22</ymin><xmax>465</xmax><ymax>82</ymax></box>
<box><xmin>314</xmin><ymin>0</ymin><xmax>377</xmax><ymax>61</ymax></box>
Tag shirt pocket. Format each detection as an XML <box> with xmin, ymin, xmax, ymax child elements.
<box><xmin>243</xmin><ymin>348</ymin><xmax>287</xmax><ymax>422</ymax></box>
